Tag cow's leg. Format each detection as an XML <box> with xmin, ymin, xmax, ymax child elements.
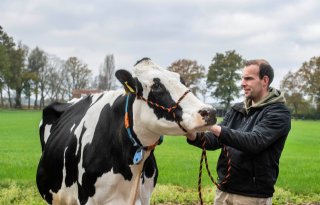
<box><xmin>51</xmin><ymin>185</ymin><xmax>79</xmax><ymax>205</ymax></box>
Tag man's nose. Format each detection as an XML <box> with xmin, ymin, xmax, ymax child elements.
<box><xmin>241</xmin><ymin>79</ymin><xmax>247</xmax><ymax>87</ymax></box>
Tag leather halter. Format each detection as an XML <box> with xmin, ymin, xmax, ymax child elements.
<box><xmin>136</xmin><ymin>89</ymin><xmax>191</xmax><ymax>132</ymax></box>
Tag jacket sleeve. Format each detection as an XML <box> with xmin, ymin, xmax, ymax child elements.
<box><xmin>187</xmin><ymin>131</ymin><xmax>221</xmax><ymax>150</ymax></box>
<box><xmin>218</xmin><ymin>105</ymin><xmax>291</xmax><ymax>154</ymax></box>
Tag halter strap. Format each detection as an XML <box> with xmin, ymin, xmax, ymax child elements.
<box><xmin>137</xmin><ymin>90</ymin><xmax>191</xmax><ymax>132</ymax></box>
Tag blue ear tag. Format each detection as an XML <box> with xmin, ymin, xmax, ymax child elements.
<box><xmin>133</xmin><ymin>148</ymin><xmax>144</xmax><ymax>164</ymax></box>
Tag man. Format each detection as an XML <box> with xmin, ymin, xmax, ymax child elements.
<box><xmin>187</xmin><ymin>59</ymin><xmax>291</xmax><ymax>205</ymax></box>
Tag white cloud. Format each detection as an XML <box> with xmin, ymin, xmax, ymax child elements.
<box><xmin>1</xmin><ymin>0</ymin><xmax>320</xmax><ymax>92</ymax></box>
<box><xmin>299</xmin><ymin>24</ymin><xmax>320</xmax><ymax>41</ymax></box>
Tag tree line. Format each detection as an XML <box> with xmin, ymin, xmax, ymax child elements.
<box><xmin>0</xmin><ymin>26</ymin><xmax>115</xmax><ymax>109</ymax></box>
<box><xmin>1</xmin><ymin>26</ymin><xmax>319</xmax><ymax>118</ymax></box>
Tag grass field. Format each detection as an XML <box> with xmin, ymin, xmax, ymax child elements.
<box><xmin>0</xmin><ymin>109</ymin><xmax>320</xmax><ymax>204</ymax></box>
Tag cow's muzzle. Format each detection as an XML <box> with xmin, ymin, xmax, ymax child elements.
<box><xmin>199</xmin><ymin>108</ymin><xmax>217</xmax><ymax>125</ymax></box>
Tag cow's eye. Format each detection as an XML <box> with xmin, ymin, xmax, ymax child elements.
<box><xmin>151</xmin><ymin>78</ymin><xmax>165</xmax><ymax>93</ymax></box>
<box><xmin>151</xmin><ymin>83</ymin><xmax>162</xmax><ymax>91</ymax></box>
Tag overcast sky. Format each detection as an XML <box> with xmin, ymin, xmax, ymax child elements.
<box><xmin>1</xmin><ymin>0</ymin><xmax>320</xmax><ymax>92</ymax></box>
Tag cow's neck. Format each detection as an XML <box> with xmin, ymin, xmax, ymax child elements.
<box><xmin>124</xmin><ymin>93</ymin><xmax>159</xmax><ymax>145</ymax></box>
<box><xmin>132</xmin><ymin>124</ymin><xmax>161</xmax><ymax>146</ymax></box>
<box><xmin>123</xmin><ymin>93</ymin><xmax>160</xmax><ymax>157</ymax></box>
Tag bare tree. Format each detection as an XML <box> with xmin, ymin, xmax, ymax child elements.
<box><xmin>98</xmin><ymin>54</ymin><xmax>115</xmax><ymax>90</ymax></box>
<box><xmin>64</xmin><ymin>57</ymin><xmax>92</xmax><ymax>99</ymax></box>
<box><xmin>44</xmin><ymin>55</ymin><xmax>66</xmax><ymax>103</ymax></box>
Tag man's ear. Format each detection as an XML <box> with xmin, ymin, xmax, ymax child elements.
<box><xmin>262</xmin><ymin>75</ymin><xmax>269</xmax><ymax>88</ymax></box>
<box><xmin>115</xmin><ymin>69</ymin><xmax>137</xmax><ymax>93</ymax></box>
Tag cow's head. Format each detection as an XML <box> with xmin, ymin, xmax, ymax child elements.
<box><xmin>116</xmin><ymin>58</ymin><xmax>216</xmax><ymax>145</ymax></box>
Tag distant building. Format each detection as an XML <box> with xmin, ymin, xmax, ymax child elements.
<box><xmin>72</xmin><ymin>89</ymin><xmax>103</xmax><ymax>98</ymax></box>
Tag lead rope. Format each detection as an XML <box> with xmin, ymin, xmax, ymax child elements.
<box><xmin>198</xmin><ymin>132</ymin><xmax>232</xmax><ymax>205</ymax></box>
<box><xmin>130</xmin><ymin>162</ymin><xmax>144</xmax><ymax>205</ymax></box>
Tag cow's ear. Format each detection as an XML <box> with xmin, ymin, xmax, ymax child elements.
<box><xmin>115</xmin><ymin>69</ymin><xmax>137</xmax><ymax>94</ymax></box>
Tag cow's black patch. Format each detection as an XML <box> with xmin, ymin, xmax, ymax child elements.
<box><xmin>147</xmin><ymin>78</ymin><xmax>183</xmax><ymax>122</ymax></box>
<box><xmin>134</xmin><ymin>57</ymin><xmax>151</xmax><ymax>66</ymax></box>
<box><xmin>141</xmin><ymin>151</ymin><xmax>158</xmax><ymax>186</ymax></box>
<box><xmin>65</xmin><ymin>129</ymin><xmax>80</xmax><ymax>187</ymax></box>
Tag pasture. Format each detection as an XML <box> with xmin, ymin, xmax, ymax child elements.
<box><xmin>0</xmin><ymin>109</ymin><xmax>319</xmax><ymax>204</ymax></box>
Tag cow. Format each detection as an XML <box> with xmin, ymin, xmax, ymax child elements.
<box><xmin>36</xmin><ymin>57</ymin><xmax>217</xmax><ymax>205</ymax></box>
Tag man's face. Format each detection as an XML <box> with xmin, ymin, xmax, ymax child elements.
<box><xmin>241</xmin><ymin>64</ymin><xmax>267</xmax><ymax>102</ymax></box>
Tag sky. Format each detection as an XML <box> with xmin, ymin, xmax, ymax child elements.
<box><xmin>1</xmin><ymin>0</ymin><xmax>320</xmax><ymax>98</ymax></box>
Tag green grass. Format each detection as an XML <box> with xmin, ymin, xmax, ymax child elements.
<box><xmin>0</xmin><ymin>110</ymin><xmax>44</xmax><ymax>205</ymax></box>
<box><xmin>277</xmin><ymin>120</ymin><xmax>320</xmax><ymax>194</ymax></box>
<box><xmin>154</xmin><ymin>135</ymin><xmax>219</xmax><ymax>188</ymax></box>
<box><xmin>0</xmin><ymin>110</ymin><xmax>42</xmax><ymax>182</ymax></box>
<box><xmin>0</xmin><ymin>110</ymin><xmax>320</xmax><ymax>204</ymax></box>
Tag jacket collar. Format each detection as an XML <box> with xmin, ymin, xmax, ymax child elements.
<box><xmin>244</xmin><ymin>87</ymin><xmax>286</xmax><ymax>113</ymax></box>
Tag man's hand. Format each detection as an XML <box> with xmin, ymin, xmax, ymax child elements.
<box><xmin>209</xmin><ymin>125</ymin><xmax>221</xmax><ymax>138</ymax></box>
<box><xmin>186</xmin><ymin>125</ymin><xmax>221</xmax><ymax>142</ymax></box>
<box><xmin>186</xmin><ymin>132</ymin><xmax>197</xmax><ymax>141</ymax></box>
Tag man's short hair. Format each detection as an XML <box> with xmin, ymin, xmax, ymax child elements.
<box><xmin>245</xmin><ymin>59</ymin><xmax>274</xmax><ymax>86</ymax></box>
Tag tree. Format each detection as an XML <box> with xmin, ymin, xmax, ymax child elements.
<box><xmin>297</xmin><ymin>56</ymin><xmax>320</xmax><ymax>111</ymax></box>
<box><xmin>0</xmin><ymin>45</ymin><xmax>10</xmax><ymax>107</ymax></box>
<box><xmin>168</xmin><ymin>59</ymin><xmax>205</xmax><ymax>95</ymax></box>
<box><xmin>6</xmin><ymin>42</ymin><xmax>29</xmax><ymax>108</ymax></box>
<box><xmin>0</xmin><ymin>26</ymin><xmax>15</xmax><ymax>107</ymax></box>
<box><xmin>22</xmin><ymin>71</ymin><xmax>37</xmax><ymax>109</ymax></box>
<box><xmin>28</xmin><ymin>47</ymin><xmax>47</xmax><ymax>109</ymax></box>
<box><xmin>44</xmin><ymin>55</ymin><xmax>66</xmax><ymax>103</ymax></box>
<box><xmin>98</xmin><ymin>54</ymin><xmax>115</xmax><ymax>90</ymax></box>
<box><xmin>280</xmin><ymin>71</ymin><xmax>308</xmax><ymax>116</ymax></box>
<box><xmin>207</xmin><ymin>50</ymin><xmax>244</xmax><ymax>109</ymax></box>
<box><xmin>64</xmin><ymin>57</ymin><xmax>92</xmax><ymax>99</ymax></box>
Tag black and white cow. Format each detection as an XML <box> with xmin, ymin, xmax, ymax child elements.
<box><xmin>36</xmin><ymin>58</ymin><xmax>216</xmax><ymax>205</ymax></box>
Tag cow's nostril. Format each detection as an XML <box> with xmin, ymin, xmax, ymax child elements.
<box><xmin>199</xmin><ymin>109</ymin><xmax>209</xmax><ymax>117</ymax></box>
<box><xmin>199</xmin><ymin>108</ymin><xmax>217</xmax><ymax>125</ymax></box>
<box><xmin>199</xmin><ymin>108</ymin><xmax>216</xmax><ymax>117</ymax></box>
